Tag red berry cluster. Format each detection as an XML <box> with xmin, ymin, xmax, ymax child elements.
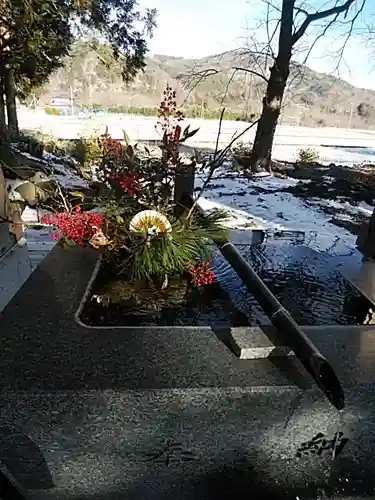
<box><xmin>110</xmin><ymin>172</ymin><xmax>140</xmax><ymax>196</ymax></box>
<box><xmin>158</xmin><ymin>84</ymin><xmax>177</xmax><ymax>120</ymax></box>
<box><xmin>41</xmin><ymin>205</ymin><xmax>104</xmax><ymax>246</ymax></box>
<box><xmin>187</xmin><ymin>260</ymin><xmax>215</xmax><ymax>288</ymax></box>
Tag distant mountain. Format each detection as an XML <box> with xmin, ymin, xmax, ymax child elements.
<box><xmin>37</xmin><ymin>41</ymin><xmax>375</xmax><ymax>128</ymax></box>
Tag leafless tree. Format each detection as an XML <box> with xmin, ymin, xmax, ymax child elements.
<box><xmin>250</xmin><ymin>0</ymin><xmax>367</xmax><ymax>171</ymax></box>
<box><xmin>180</xmin><ymin>0</ymin><xmax>366</xmax><ymax>172</ymax></box>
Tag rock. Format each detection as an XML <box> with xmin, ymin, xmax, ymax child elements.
<box><xmin>233</xmin><ymin>154</ymin><xmax>251</xmax><ymax>168</ymax></box>
<box><xmin>13</xmin><ymin>173</ymin><xmax>56</xmax><ymax>206</ymax></box>
<box><xmin>134</xmin><ymin>143</ymin><xmax>160</xmax><ymax>158</ymax></box>
<box><xmin>0</xmin><ymin>145</ymin><xmax>51</xmax><ymax>179</ymax></box>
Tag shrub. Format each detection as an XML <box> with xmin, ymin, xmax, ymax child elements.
<box><xmin>105</xmin><ymin>105</ymin><xmax>257</xmax><ymax>122</ymax></box>
<box><xmin>298</xmin><ymin>147</ymin><xmax>319</xmax><ymax>163</ymax></box>
<box><xmin>357</xmin><ymin>102</ymin><xmax>373</xmax><ymax>119</ymax></box>
<box><xmin>33</xmin><ymin>132</ymin><xmax>71</xmax><ymax>157</ymax></box>
<box><xmin>44</xmin><ymin>106</ymin><xmax>61</xmax><ymax>116</ymax></box>
<box><xmin>72</xmin><ymin>134</ymin><xmax>104</xmax><ymax>168</ymax></box>
<box><xmin>232</xmin><ymin>141</ymin><xmax>253</xmax><ymax>156</ymax></box>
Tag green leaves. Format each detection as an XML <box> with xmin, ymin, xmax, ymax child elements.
<box><xmin>131</xmin><ymin>211</ymin><xmax>227</xmax><ymax>281</ymax></box>
<box><xmin>122</xmin><ymin>129</ymin><xmax>130</xmax><ymax>147</ymax></box>
<box><xmin>180</xmin><ymin>125</ymin><xmax>200</xmax><ymax>143</ymax></box>
<box><xmin>70</xmin><ymin>191</ymin><xmax>85</xmax><ymax>201</ymax></box>
<box><xmin>4</xmin><ymin>0</ymin><xmax>156</xmax><ymax>101</ymax></box>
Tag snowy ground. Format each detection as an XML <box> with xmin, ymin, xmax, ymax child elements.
<box><xmin>13</xmin><ymin>109</ymin><xmax>374</xmax><ymax>269</ymax></box>
<box><xmin>18</xmin><ymin>109</ymin><xmax>375</xmax><ymax>165</ymax></box>
<box><xmin>196</xmin><ymin>170</ymin><xmax>361</xmax><ymax>255</ymax></box>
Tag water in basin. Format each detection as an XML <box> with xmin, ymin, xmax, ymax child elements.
<box><xmin>80</xmin><ymin>240</ymin><xmax>373</xmax><ymax>327</ymax></box>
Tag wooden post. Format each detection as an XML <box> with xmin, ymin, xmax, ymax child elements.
<box><xmin>0</xmin><ymin>166</ymin><xmax>24</xmax><ymax>244</ymax></box>
<box><xmin>174</xmin><ymin>163</ymin><xmax>195</xmax><ymax>216</ymax></box>
<box><xmin>357</xmin><ymin>205</ymin><xmax>375</xmax><ymax>259</ymax></box>
<box><xmin>0</xmin><ymin>76</ymin><xmax>6</xmax><ymax>139</ymax></box>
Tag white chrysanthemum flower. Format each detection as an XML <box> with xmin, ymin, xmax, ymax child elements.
<box><xmin>129</xmin><ymin>210</ymin><xmax>172</xmax><ymax>235</ymax></box>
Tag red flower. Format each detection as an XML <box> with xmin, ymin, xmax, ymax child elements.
<box><xmin>112</xmin><ymin>172</ymin><xmax>140</xmax><ymax>196</ymax></box>
<box><xmin>41</xmin><ymin>210</ymin><xmax>104</xmax><ymax>247</ymax></box>
<box><xmin>187</xmin><ymin>260</ymin><xmax>215</xmax><ymax>288</ymax></box>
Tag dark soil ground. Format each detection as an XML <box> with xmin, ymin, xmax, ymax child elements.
<box><xmin>271</xmin><ymin>160</ymin><xmax>375</xmax><ymax>206</ymax></box>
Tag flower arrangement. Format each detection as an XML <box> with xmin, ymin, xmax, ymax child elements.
<box><xmin>42</xmin><ymin>86</ymin><xmax>228</xmax><ymax>307</ymax></box>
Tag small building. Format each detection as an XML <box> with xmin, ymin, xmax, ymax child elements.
<box><xmin>48</xmin><ymin>97</ymin><xmax>74</xmax><ymax>116</ymax></box>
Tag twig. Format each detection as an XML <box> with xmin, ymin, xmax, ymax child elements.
<box><xmin>213</xmin><ymin>118</ymin><xmax>260</xmax><ymax>166</ymax></box>
<box><xmin>0</xmin><ymin>213</ymin><xmax>50</xmax><ymax>229</ymax></box>
<box><xmin>213</xmin><ymin>108</ymin><xmax>226</xmax><ymax>160</ymax></box>
<box><xmin>232</xmin><ymin>66</ymin><xmax>269</xmax><ymax>83</ymax></box>
<box><xmin>186</xmin><ymin>108</ymin><xmax>226</xmax><ymax>219</ymax></box>
<box><xmin>187</xmin><ymin>117</ymin><xmax>259</xmax><ymax>219</ymax></box>
<box><xmin>54</xmin><ymin>181</ymin><xmax>70</xmax><ymax>212</ymax></box>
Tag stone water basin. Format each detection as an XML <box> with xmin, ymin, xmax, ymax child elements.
<box><xmin>79</xmin><ymin>237</ymin><xmax>373</xmax><ymax>328</ymax></box>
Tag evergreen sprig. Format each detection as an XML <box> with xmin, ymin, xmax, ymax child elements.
<box><xmin>131</xmin><ymin>210</ymin><xmax>228</xmax><ymax>280</ymax></box>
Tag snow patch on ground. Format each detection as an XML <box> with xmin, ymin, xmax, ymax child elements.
<box><xmin>199</xmin><ymin>174</ymin><xmax>359</xmax><ymax>255</ymax></box>
<box><xmin>198</xmin><ymin>197</ymin><xmax>265</xmax><ymax>230</ymax></box>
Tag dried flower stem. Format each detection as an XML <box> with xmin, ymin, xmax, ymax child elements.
<box><xmin>187</xmin><ymin>117</ymin><xmax>260</xmax><ymax>219</ymax></box>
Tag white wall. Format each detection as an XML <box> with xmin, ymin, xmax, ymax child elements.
<box><xmin>0</xmin><ymin>170</ymin><xmax>32</xmax><ymax>313</ymax></box>
<box><xmin>0</xmin><ymin>243</ymin><xmax>32</xmax><ymax>313</ymax></box>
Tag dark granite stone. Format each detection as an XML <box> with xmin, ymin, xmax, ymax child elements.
<box><xmin>0</xmin><ymin>246</ymin><xmax>375</xmax><ymax>499</ymax></box>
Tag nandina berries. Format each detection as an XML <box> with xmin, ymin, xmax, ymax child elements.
<box><xmin>41</xmin><ymin>205</ymin><xmax>104</xmax><ymax>246</ymax></box>
<box><xmin>110</xmin><ymin>172</ymin><xmax>140</xmax><ymax>196</ymax></box>
<box><xmin>187</xmin><ymin>260</ymin><xmax>215</xmax><ymax>288</ymax></box>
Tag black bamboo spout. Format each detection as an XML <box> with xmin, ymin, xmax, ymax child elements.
<box><xmin>181</xmin><ymin>192</ymin><xmax>345</xmax><ymax>410</ymax></box>
<box><xmin>215</xmin><ymin>239</ymin><xmax>345</xmax><ymax>410</ymax></box>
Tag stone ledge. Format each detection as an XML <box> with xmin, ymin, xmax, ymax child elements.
<box><xmin>228</xmin><ymin>326</ymin><xmax>293</xmax><ymax>359</ymax></box>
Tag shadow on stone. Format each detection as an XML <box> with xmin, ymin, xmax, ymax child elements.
<box><xmin>66</xmin><ymin>452</ymin><xmax>375</xmax><ymax>499</ymax></box>
<box><xmin>0</xmin><ymin>427</ymin><xmax>54</xmax><ymax>490</ymax></box>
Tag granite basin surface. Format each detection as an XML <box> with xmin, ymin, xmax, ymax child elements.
<box><xmin>0</xmin><ymin>246</ymin><xmax>375</xmax><ymax>499</ymax></box>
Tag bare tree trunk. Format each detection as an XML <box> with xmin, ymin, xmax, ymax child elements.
<box><xmin>4</xmin><ymin>66</ymin><xmax>18</xmax><ymax>136</ymax></box>
<box><xmin>249</xmin><ymin>62</ymin><xmax>290</xmax><ymax>172</ymax></box>
<box><xmin>248</xmin><ymin>0</ymin><xmax>359</xmax><ymax>172</ymax></box>
<box><xmin>0</xmin><ymin>76</ymin><xmax>6</xmax><ymax>140</ymax></box>
<box><xmin>249</xmin><ymin>0</ymin><xmax>294</xmax><ymax>172</ymax></box>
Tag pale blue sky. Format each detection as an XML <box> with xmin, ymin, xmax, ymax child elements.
<box><xmin>140</xmin><ymin>0</ymin><xmax>375</xmax><ymax>90</ymax></box>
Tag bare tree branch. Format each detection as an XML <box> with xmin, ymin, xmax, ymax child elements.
<box><xmin>187</xmin><ymin>116</ymin><xmax>260</xmax><ymax>217</ymax></box>
<box><xmin>232</xmin><ymin>66</ymin><xmax>269</xmax><ymax>83</ymax></box>
<box><xmin>177</xmin><ymin>67</ymin><xmax>220</xmax><ymax>104</ymax></box>
<box><xmin>292</xmin><ymin>0</ymin><xmax>357</xmax><ymax>44</ymax></box>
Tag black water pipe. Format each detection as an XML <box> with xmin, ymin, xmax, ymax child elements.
<box><xmin>215</xmin><ymin>239</ymin><xmax>345</xmax><ymax>411</ymax></box>
<box><xmin>182</xmin><ymin>193</ymin><xmax>345</xmax><ymax>410</ymax></box>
